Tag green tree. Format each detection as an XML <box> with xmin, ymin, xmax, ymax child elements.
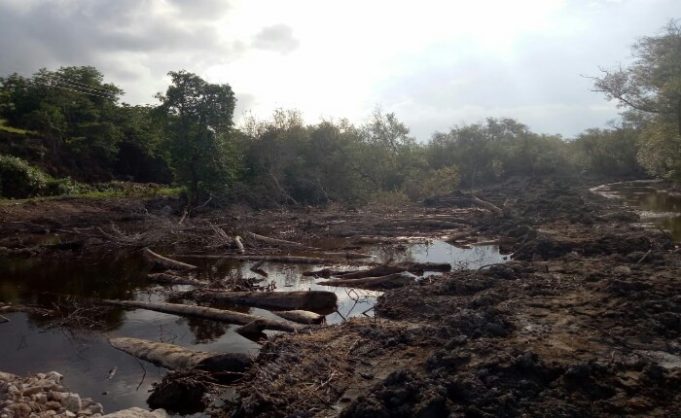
<box><xmin>156</xmin><ymin>71</ymin><xmax>236</xmax><ymax>202</ymax></box>
<box><xmin>594</xmin><ymin>21</ymin><xmax>681</xmax><ymax>180</ymax></box>
<box><xmin>0</xmin><ymin>66</ymin><xmax>125</xmax><ymax>177</ymax></box>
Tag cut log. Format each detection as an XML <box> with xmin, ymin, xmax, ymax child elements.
<box><xmin>273</xmin><ymin>310</ymin><xmax>325</xmax><ymax>324</ymax></box>
<box><xmin>302</xmin><ymin>268</ymin><xmax>358</xmax><ymax>278</ymax></box>
<box><xmin>318</xmin><ymin>272</ymin><xmax>415</xmax><ymax>290</ymax></box>
<box><xmin>236</xmin><ymin>320</ymin><xmax>269</xmax><ymax>342</ymax></box>
<box><xmin>234</xmin><ymin>235</ymin><xmax>245</xmax><ymax>254</ymax></box>
<box><xmin>102</xmin><ymin>299</ymin><xmax>297</xmax><ymax>332</ymax></box>
<box><xmin>335</xmin><ymin>265</ymin><xmax>405</xmax><ymax>279</ymax></box>
<box><xmin>335</xmin><ymin>262</ymin><xmax>451</xmax><ymax>279</ymax></box>
<box><xmin>247</xmin><ymin>232</ymin><xmax>316</xmax><ymax>250</ymax></box>
<box><xmin>143</xmin><ymin>248</ymin><xmax>197</xmax><ymax>271</ymax></box>
<box><xmin>147</xmin><ymin>273</ymin><xmax>206</xmax><ymax>287</ymax></box>
<box><xmin>110</xmin><ymin>337</ymin><xmax>254</xmax><ymax>375</ymax></box>
<box><xmin>470</xmin><ymin>195</ymin><xmax>503</xmax><ymax>215</ymax></box>
<box><xmin>109</xmin><ymin>337</ymin><xmax>212</xmax><ymax>370</ymax></box>
<box><xmin>317</xmin><ymin>251</ymin><xmax>372</xmax><ymax>259</ymax></box>
<box><xmin>176</xmin><ymin>254</ymin><xmax>336</xmax><ymax>265</ymax></box>
<box><xmin>189</xmin><ymin>290</ymin><xmax>337</xmax><ymax>313</ymax></box>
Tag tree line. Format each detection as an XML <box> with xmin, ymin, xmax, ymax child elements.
<box><xmin>0</xmin><ymin>22</ymin><xmax>678</xmax><ymax>204</ymax></box>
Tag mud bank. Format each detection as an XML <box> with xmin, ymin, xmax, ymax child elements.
<box><xmin>223</xmin><ymin>178</ymin><xmax>681</xmax><ymax>417</ymax></box>
<box><xmin>3</xmin><ymin>176</ymin><xmax>681</xmax><ymax>417</ymax></box>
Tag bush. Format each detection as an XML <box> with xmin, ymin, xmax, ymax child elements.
<box><xmin>0</xmin><ymin>155</ymin><xmax>50</xmax><ymax>198</ymax></box>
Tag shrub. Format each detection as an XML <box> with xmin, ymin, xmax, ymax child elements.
<box><xmin>0</xmin><ymin>155</ymin><xmax>50</xmax><ymax>198</ymax></box>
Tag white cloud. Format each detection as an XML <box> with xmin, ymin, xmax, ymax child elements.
<box><xmin>0</xmin><ymin>0</ymin><xmax>678</xmax><ymax>137</ymax></box>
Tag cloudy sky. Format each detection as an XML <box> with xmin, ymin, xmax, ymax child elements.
<box><xmin>0</xmin><ymin>0</ymin><xmax>678</xmax><ymax>139</ymax></box>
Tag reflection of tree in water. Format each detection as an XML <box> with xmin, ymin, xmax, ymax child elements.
<box><xmin>184</xmin><ymin>316</ymin><xmax>229</xmax><ymax>343</ymax></box>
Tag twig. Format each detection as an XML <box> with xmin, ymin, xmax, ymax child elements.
<box><xmin>134</xmin><ymin>357</ymin><xmax>147</xmax><ymax>391</ymax></box>
<box><xmin>637</xmin><ymin>249</ymin><xmax>652</xmax><ymax>264</ymax></box>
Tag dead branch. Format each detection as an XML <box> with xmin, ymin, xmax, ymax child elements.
<box><xmin>143</xmin><ymin>248</ymin><xmax>197</xmax><ymax>271</ymax></box>
<box><xmin>103</xmin><ymin>299</ymin><xmax>298</xmax><ymax>332</ymax></box>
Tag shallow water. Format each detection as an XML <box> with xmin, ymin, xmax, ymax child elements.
<box><xmin>593</xmin><ymin>180</ymin><xmax>681</xmax><ymax>240</ymax></box>
<box><xmin>0</xmin><ymin>241</ymin><xmax>503</xmax><ymax>413</ymax></box>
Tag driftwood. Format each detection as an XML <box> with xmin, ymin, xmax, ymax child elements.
<box><xmin>471</xmin><ymin>195</ymin><xmax>503</xmax><ymax>215</ymax></box>
<box><xmin>143</xmin><ymin>248</ymin><xmax>197</xmax><ymax>271</ymax></box>
<box><xmin>273</xmin><ymin>310</ymin><xmax>325</xmax><ymax>324</ymax></box>
<box><xmin>247</xmin><ymin>232</ymin><xmax>316</xmax><ymax>250</ymax></box>
<box><xmin>317</xmin><ymin>251</ymin><xmax>372</xmax><ymax>259</ymax></box>
<box><xmin>110</xmin><ymin>337</ymin><xmax>212</xmax><ymax>370</ymax></box>
<box><xmin>236</xmin><ymin>319</ymin><xmax>270</xmax><ymax>342</ymax></box>
<box><xmin>176</xmin><ymin>254</ymin><xmax>337</xmax><ymax>265</ymax></box>
<box><xmin>333</xmin><ymin>262</ymin><xmax>451</xmax><ymax>280</ymax></box>
<box><xmin>102</xmin><ymin>299</ymin><xmax>297</xmax><ymax>332</ymax></box>
<box><xmin>147</xmin><ymin>273</ymin><xmax>206</xmax><ymax>287</ymax></box>
<box><xmin>234</xmin><ymin>235</ymin><xmax>245</xmax><ymax>254</ymax></box>
<box><xmin>318</xmin><ymin>272</ymin><xmax>415</xmax><ymax>290</ymax></box>
<box><xmin>303</xmin><ymin>268</ymin><xmax>358</xmax><ymax>278</ymax></box>
<box><xmin>189</xmin><ymin>290</ymin><xmax>337</xmax><ymax>313</ymax></box>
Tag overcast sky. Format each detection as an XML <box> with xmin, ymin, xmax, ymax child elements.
<box><xmin>0</xmin><ymin>0</ymin><xmax>678</xmax><ymax>140</ymax></box>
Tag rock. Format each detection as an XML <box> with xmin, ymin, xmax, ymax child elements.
<box><xmin>62</xmin><ymin>392</ymin><xmax>82</xmax><ymax>413</ymax></box>
<box><xmin>102</xmin><ymin>407</ymin><xmax>168</xmax><ymax>417</ymax></box>
<box><xmin>613</xmin><ymin>265</ymin><xmax>632</xmax><ymax>275</ymax></box>
<box><xmin>46</xmin><ymin>371</ymin><xmax>63</xmax><ymax>383</ymax></box>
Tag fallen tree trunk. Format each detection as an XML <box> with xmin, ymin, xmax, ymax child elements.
<box><xmin>234</xmin><ymin>235</ymin><xmax>245</xmax><ymax>254</ymax></box>
<box><xmin>273</xmin><ymin>310</ymin><xmax>325</xmax><ymax>324</ymax></box>
<box><xmin>318</xmin><ymin>272</ymin><xmax>415</xmax><ymax>290</ymax></box>
<box><xmin>110</xmin><ymin>337</ymin><xmax>212</xmax><ymax>370</ymax></box>
<box><xmin>189</xmin><ymin>290</ymin><xmax>337</xmax><ymax>313</ymax></box>
<box><xmin>143</xmin><ymin>248</ymin><xmax>197</xmax><ymax>271</ymax></box>
<box><xmin>102</xmin><ymin>299</ymin><xmax>297</xmax><ymax>332</ymax></box>
<box><xmin>247</xmin><ymin>232</ymin><xmax>316</xmax><ymax>250</ymax></box>
<box><xmin>147</xmin><ymin>273</ymin><xmax>206</xmax><ymax>287</ymax></box>
<box><xmin>176</xmin><ymin>254</ymin><xmax>337</xmax><ymax>265</ymax></box>
<box><xmin>317</xmin><ymin>251</ymin><xmax>371</xmax><ymax>259</ymax></box>
<box><xmin>334</xmin><ymin>262</ymin><xmax>451</xmax><ymax>280</ymax></box>
<box><xmin>471</xmin><ymin>195</ymin><xmax>503</xmax><ymax>215</ymax></box>
<box><xmin>302</xmin><ymin>268</ymin><xmax>359</xmax><ymax>278</ymax></box>
<box><xmin>110</xmin><ymin>337</ymin><xmax>254</xmax><ymax>373</ymax></box>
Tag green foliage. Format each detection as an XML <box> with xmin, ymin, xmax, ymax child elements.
<box><xmin>573</xmin><ymin>126</ymin><xmax>644</xmax><ymax>177</ymax></box>
<box><xmin>0</xmin><ymin>119</ymin><xmax>32</xmax><ymax>135</ymax></box>
<box><xmin>427</xmin><ymin>118</ymin><xmax>571</xmax><ymax>188</ymax></box>
<box><xmin>156</xmin><ymin>71</ymin><xmax>236</xmax><ymax>203</ymax></box>
<box><xmin>594</xmin><ymin>21</ymin><xmax>681</xmax><ymax>180</ymax></box>
<box><xmin>0</xmin><ymin>155</ymin><xmax>50</xmax><ymax>198</ymax></box>
<box><xmin>637</xmin><ymin>120</ymin><xmax>681</xmax><ymax>181</ymax></box>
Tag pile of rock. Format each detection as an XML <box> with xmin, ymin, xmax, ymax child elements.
<box><xmin>0</xmin><ymin>371</ymin><xmax>103</xmax><ymax>417</ymax></box>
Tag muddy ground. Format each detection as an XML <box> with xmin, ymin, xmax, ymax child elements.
<box><xmin>2</xmin><ymin>176</ymin><xmax>681</xmax><ymax>417</ymax></box>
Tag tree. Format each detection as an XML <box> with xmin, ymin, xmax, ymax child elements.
<box><xmin>594</xmin><ymin>21</ymin><xmax>681</xmax><ymax>135</ymax></box>
<box><xmin>594</xmin><ymin>21</ymin><xmax>681</xmax><ymax>180</ymax></box>
<box><xmin>156</xmin><ymin>71</ymin><xmax>236</xmax><ymax>202</ymax></box>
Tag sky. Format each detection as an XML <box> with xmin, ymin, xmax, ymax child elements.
<box><xmin>0</xmin><ymin>0</ymin><xmax>679</xmax><ymax>140</ymax></box>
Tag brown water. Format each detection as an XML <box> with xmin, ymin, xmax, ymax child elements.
<box><xmin>591</xmin><ymin>180</ymin><xmax>681</xmax><ymax>240</ymax></box>
<box><xmin>0</xmin><ymin>241</ymin><xmax>504</xmax><ymax>413</ymax></box>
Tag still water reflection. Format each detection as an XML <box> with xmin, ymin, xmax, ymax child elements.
<box><xmin>0</xmin><ymin>241</ymin><xmax>503</xmax><ymax>413</ymax></box>
<box><xmin>593</xmin><ymin>180</ymin><xmax>681</xmax><ymax>240</ymax></box>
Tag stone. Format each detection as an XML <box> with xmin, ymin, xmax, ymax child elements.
<box><xmin>45</xmin><ymin>400</ymin><xmax>63</xmax><ymax>410</ymax></box>
<box><xmin>102</xmin><ymin>407</ymin><xmax>168</xmax><ymax>417</ymax></box>
<box><xmin>62</xmin><ymin>392</ymin><xmax>82</xmax><ymax>413</ymax></box>
<box><xmin>46</xmin><ymin>372</ymin><xmax>63</xmax><ymax>383</ymax></box>
<box><xmin>613</xmin><ymin>265</ymin><xmax>632</xmax><ymax>275</ymax></box>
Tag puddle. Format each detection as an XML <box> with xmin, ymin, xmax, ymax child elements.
<box><xmin>0</xmin><ymin>240</ymin><xmax>504</xmax><ymax>413</ymax></box>
<box><xmin>368</xmin><ymin>239</ymin><xmax>508</xmax><ymax>270</ymax></box>
<box><xmin>592</xmin><ymin>180</ymin><xmax>681</xmax><ymax>240</ymax></box>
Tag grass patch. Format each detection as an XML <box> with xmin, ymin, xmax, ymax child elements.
<box><xmin>0</xmin><ymin>119</ymin><xmax>33</xmax><ymax>135</ymax></box>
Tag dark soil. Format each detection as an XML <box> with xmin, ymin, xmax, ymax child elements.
<box><xmin>3</xmin><ymin>176</ymin><xmax>681</xmax><ymax>417</ymax></box>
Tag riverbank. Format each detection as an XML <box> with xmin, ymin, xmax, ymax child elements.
<box><xmin>2</xmin><ymin>176</ymin><xmax>681</xmax><ymax>416</ymax></box>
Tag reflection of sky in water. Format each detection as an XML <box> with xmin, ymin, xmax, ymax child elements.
<box><xmin>0</xmin><ymin>241</ymin><xmax>503</xmax><ymax>412</ymax></box>
<box><xmin>597</xmin><ymin>181</ymin><xmax>681</xmax><ymax>241</ymax></box>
